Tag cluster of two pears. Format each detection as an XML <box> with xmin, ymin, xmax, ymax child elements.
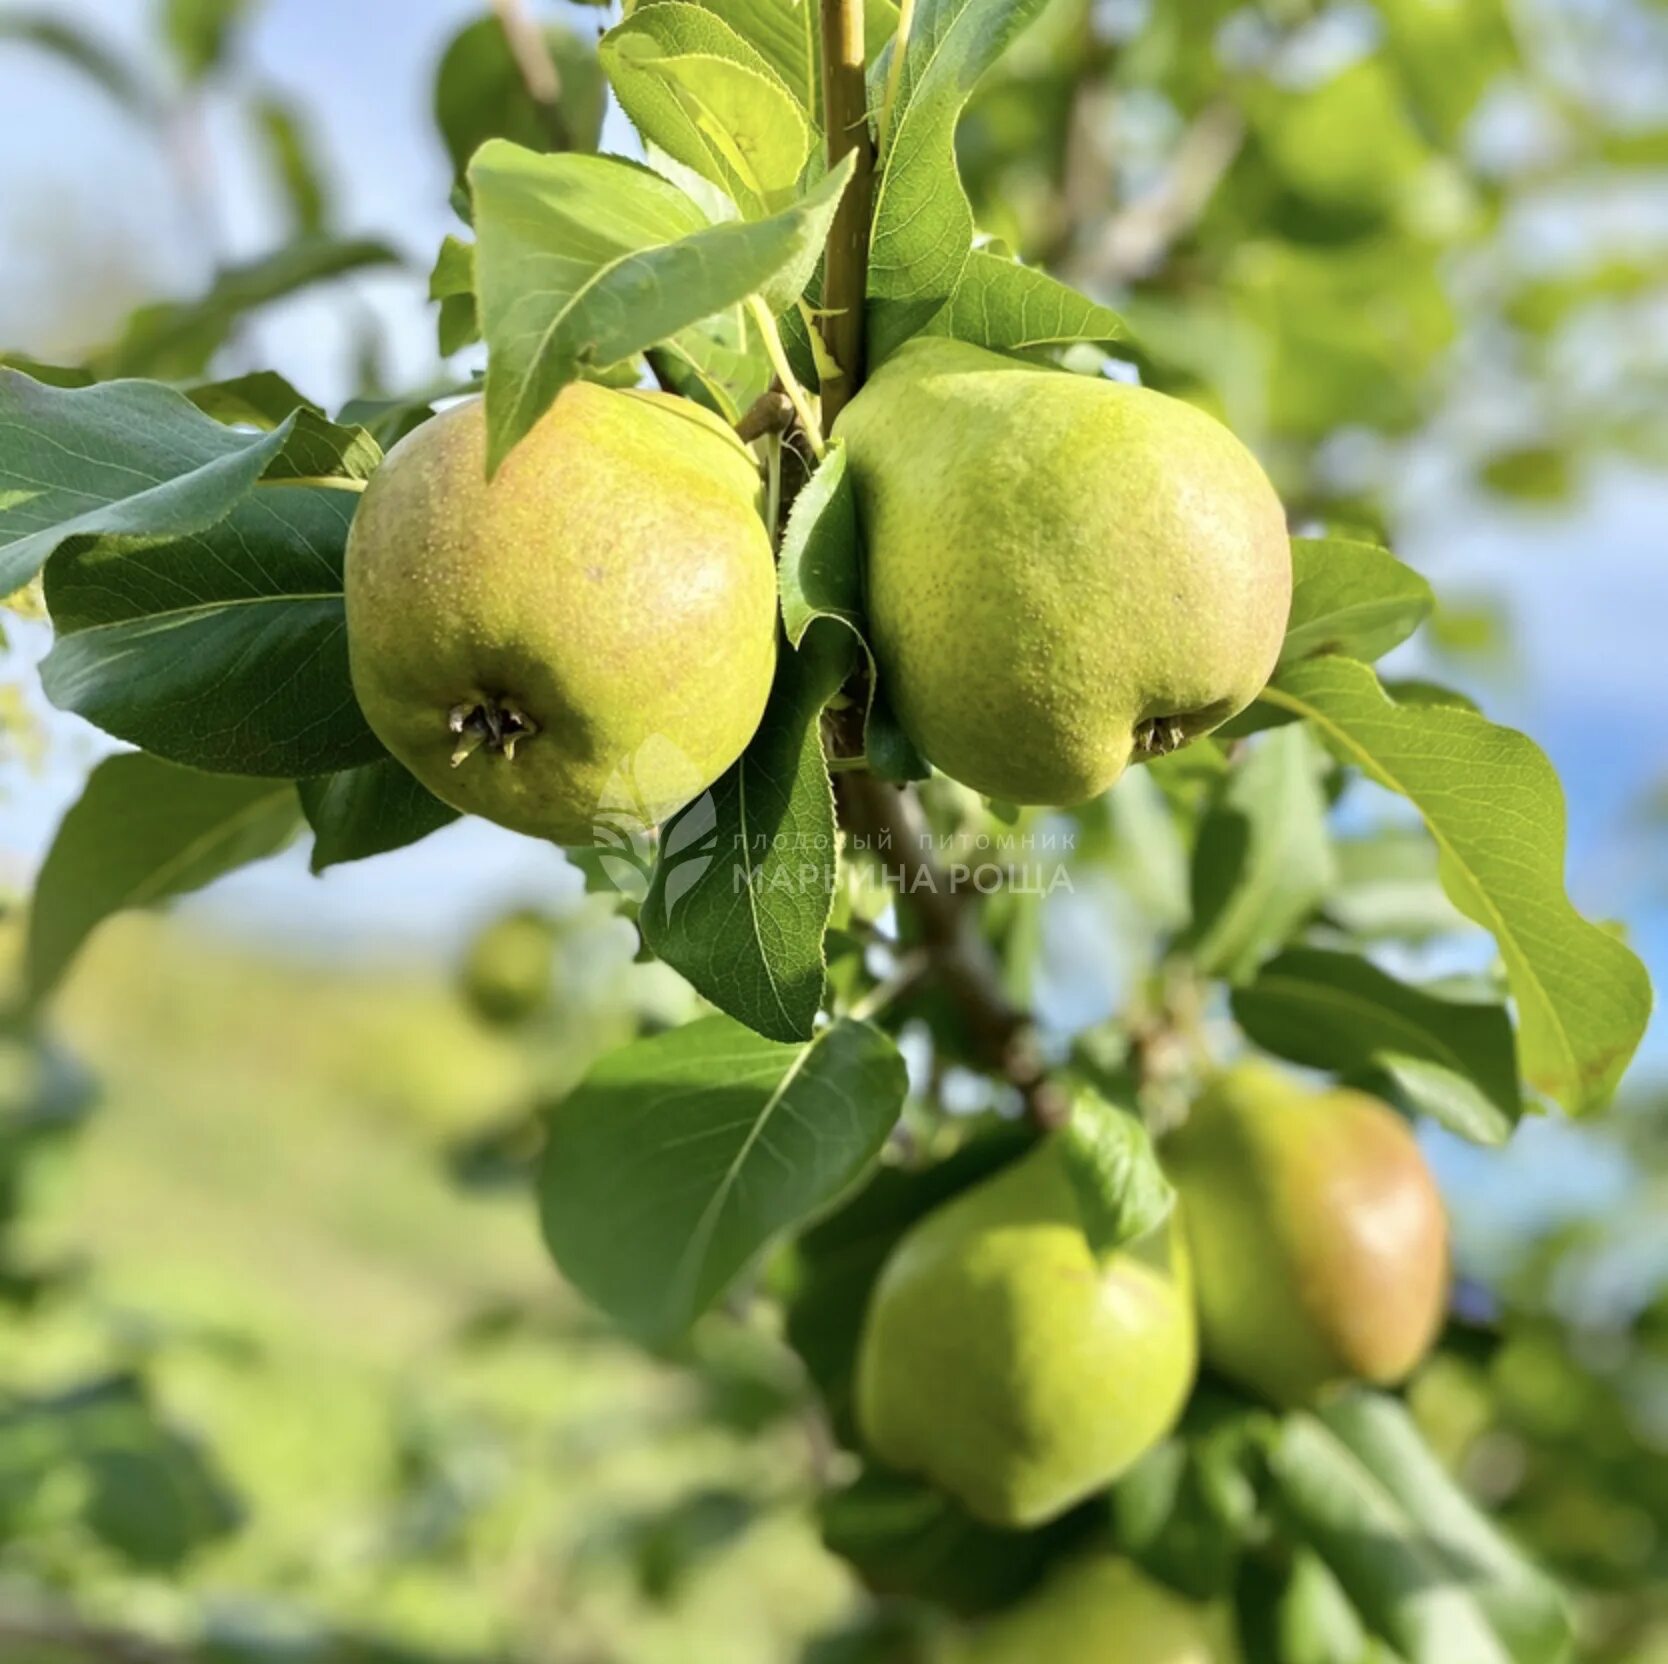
<box><xmin>343</xmin><ymin>340</ymin><xmax>1292</xmax><ymax>839</ymax></box>
<box><xmin>855</xmin><ymin>1063</ymin><xmax>1450</xmax><ymax>1532</ymax></box>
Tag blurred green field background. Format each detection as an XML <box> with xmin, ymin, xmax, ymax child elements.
<box><xmin>3</xmin><ymin>913</ymin><xmax>857</xmax><ymax>1664</ymax></box>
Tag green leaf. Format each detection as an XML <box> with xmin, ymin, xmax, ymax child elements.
<box><xmin>538</xmin><ymin>1014</ymin><xmax>908</xmax><ymax>1341</ymax></box>
<box><xmin>429</xmin><ymin>233</ymin><xmax>481</xmax><ymax>356</ymax></box>
<box><xmin>0</xmin><ymin>1378</ymin><xmax>240</xmax><ymax>1571</ymax></box>
<box><xmin>642</xmin><ymin>625</ymin><xmax>850</xmax><ymax>1042</ymax></box>
<box><xmin>163</xmin><ymin>0</ymin><xmax>246</xmax><ymax>81</ymax></box>
<box><xmin>260</xmin><ymin>408</ymin><xmax>383</xmax><ymax>484</ymax></box>
<box><xmin>335</xmin><ymin>392</ymin><xmax>441</xmax><ymax>451</ymax></box>
<box><xmin>922</xmin><ymin>247</ymin><xmax>1128</xmax><ymax>355</ymax></box>
<box><xmin>819</xmin><ymin>1464</ymin><xmax>1085</xmax><ymax>1618</ymax></box>
<box><xmin>778</xmin><ymin>440</ymin><xmax>864</xmax><ymax>645</ymax></box>
<box><xmin>1181</xmin><ymin>725</ymin><xmax>1336</xmax><ymax>981</ymax></box>
<box><xmin>648</xmin><ymin>0</ymin><xmax>821</xmax><ymax>118</ymax></box>
<box><xmin>1236</xmin><ymin>1551</ymin><xmax>1376</xmax><ymax>1664</ymax></box>
<box><xmin>1328</xmin><ymin>828</ymin><xmax>1469</xmax><ymax>943</ymax></box>
<box><xmin>252</xmin><ymin>93</ymin><xmax>330</xmax><ymax>236</ymax></box>
<box><xmin>776</xmin><ymin>441</ymin><xmax>928</xmax><ymax>782</ymax></box>
<box><xmin>470</xmin><ymin>141</ymin><xmax>852</xmax><ymax>471</ymax></box>
<box><xmin>26</xmin><ymin>755</ymin><xmax>301</xmax><ymax>1007</ymax></box>
<box><xmin>867</xmin><ymin>0</ymin><xmax>1055</xmax><ymax>360</ymax></box>
<box><xmin>1111</xmin><ymin>1392</ymin><xmax>1273</xmax><ymax>1601</ymax></box>
<box><xmin>1231</xmin><ymin>947</ymin><xmax>1521</xmax><ymax>1144</ymax></box>
<box><xmin>1263</xmin><ymin>656</ymin><xmax>1652</xmax><ymax>1112</ymax></box>
<box><xmin>1057</xmin><ymin>1084</ymin><xmax>1174</xmax><ymax>1256</ymax></box>
<box><xmin>647</xmin><ymin>306</ymin><xmax>772</xmax><ymax>423</ymax></box>
<box><xmin>92</xmin><ymin>237</ymin><xmax>399</xmax><ymax>380</ymax></box>
<box><xmin>186</xmin><ymin>370</ymin><xmax>322</xmax><ymax>427</ymax></box>
<box><xmin>0</xmin><ymin>371</ymin><xmax>369</xmax><ymax>596</ymax></box>
<box><xmin>434</xmin><ymin>14</ymin><xmax>606</xmax><ymax>177</ymax></box>
<box><xmin>39</xmin><ymin>487</ymin><xmax>382</xmax><ymax>779</ymax></box>
<box><xmin>299</xmin><ymin>760</ymin><xmax>459</xmax><ymax>874</ymax></box>
<box><xmin>1282</xmin><ymin>539</ymin><xmax>1435</xmax><ymax>667</ymax></box>
<box><xmin>0</xmin><ymin>352</ymin><xmax>94</xmax><ymax>388</ymax></box>
<box><xmin>0</xmin><ymin>13</ymin><xmax>154</xmax><ymax>114</ymax></box>
<box><xmin>1318</xmin><ymin>1395</ymin><xmax>1571</xmax><ymax>1664</ymax></box>
<box><xmin>602</xmin><ymin>3</ymin><xmax>814</xmax><ymax>217</ymax></box>
<box><xmin>1270</xmin><ymin>1410</ymin><xmax>1511</xmax><ymax>1664</ymax></box>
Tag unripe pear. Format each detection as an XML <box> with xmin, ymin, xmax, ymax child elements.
<box><xmin>345</xmin><ymin>386</ymin><xmax>776</xmax><ymax>844</ymax></box>
<box><xmin>833</xmin><ymin>340</ymin><xmax>1291</xmax><ymax>806</ymax></box>
<box><xmin>958</xmin><ymin>1554</ymin><xmax>1235</xmax><ymax>1664</ymax></box>
<box><xmin>1165</xmin><ymin>1063</ymin><xmax>1449</xmax><ymax>1406</ymax></box>
<box><xmin>855</xmin><ymin>1142</ymin><xmax>1197</xmax><ymax>1529</ymax></box>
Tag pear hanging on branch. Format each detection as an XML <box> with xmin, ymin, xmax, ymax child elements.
<box><xmin>834</xmin><ymin>340</ymin><xmax>1292</xmax><ymax>805</ymax></box>
<box><xmin>345</xmin><ymin>385</ymin><xmax>777</xmax><ymax>845</ymax></box>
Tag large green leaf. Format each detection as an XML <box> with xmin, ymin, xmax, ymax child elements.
<box><xmin>1232</xmin><ymin>947</ymin><xmax>1521</xmax><ymax>1144</ymax></box>
<box><xmin>39</xmin><ymin>487</ymin><xmax>379</xmax><ymax>779</ymax></box>
<box><xmin>469</xmin><ymin>141</ymin><xmax>852</xmax><ymax>470</ymax></box>
<box><xmin>539</xmin><ymin>1014</ymin><xmax>907</xmax><ymax>1341</ymax></box>
<box><xmin>866</xmin><ymin>0</ymin><xmax>1055</xmax><ymax>360</ymax></box>
<box><xmin>641</xmin><ymin>626</ymin><xmax>852</xmax><ymax>1043</ymax></box>
<box><xmin>26</xmin><ymin>754</ymin><xmax>301</xmax><ymax>1007</ymax></box>
<box><xmin>1282</xmin><ymin>539</ymin><xmax>1435</xmax><ymax>666</ymax></box>
<box><xmin>1264</xmin><ymin>657</ymin><xmax>1650</xmax><ymax>1111</ymax></box>
<box><xmin>602</xmin><ymin>3</ymin><xmax>814</xmax><ymax>216</ymax></box>
<box><xmin>299</xmin><ymin>760</ymin><xmax>459</xmax><ymax>874</ymax></box>
<box><xmin>0</xmin><ymin>371</ymin><xmax>371</xmax><ymax>595</ymax></box>
<box><xmin>922</xmin><ymin>247</ymin><xmax>1128</xmax><ymax>356</ymax></box>
<box><xmin>93</xmin><ymin>237</ymin><xmax>400</xmax><ymax>380</ymax></box>
<box><xmin>1181</xmin><ymin>725</ymin><xmax>1336</xmax><ymax>981</ymax></box>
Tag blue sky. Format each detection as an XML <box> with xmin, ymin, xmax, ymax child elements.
<box><xmin>2</xmin><ymin>0</ymin><xmax>1665</xmax><ymax>1097</ymax></box>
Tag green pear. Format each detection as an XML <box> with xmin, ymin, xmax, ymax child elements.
<box><xmin>960</xmin><ymin>1553</ymin><xmax>1236</xmax><ymax>1664</ymax></box>
<box><xmin>345</xmin><ymin>385</ymin><xmax>777</xmax><ymax>844</ymax></box>
<box><xmin>833</xmin><ymin>339</ymin><xmax>1291</xmax><ymax>806</ymax></box>
<box><xmin>1165</xmin><ymin>1063</ymin><xmax>1449</xmax><ymax>1406</ymax></box>
<box><xmin>855</xmin><ymin>1142</ymin><xmax>1197</xmax><ymax>1529</ymax></box>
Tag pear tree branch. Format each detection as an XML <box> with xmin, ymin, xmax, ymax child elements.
<box><xmin>816</xmin><ymin>0</ymin><xmax>874</xmax><ymax>430</ymax></box>
<box><xmin>814</xmin><ymin>0</ymin><xmax>1066</xmax><ymax>1133</ymax></box>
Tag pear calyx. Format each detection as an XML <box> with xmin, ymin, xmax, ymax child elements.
<box><xmin>448</xmin><ymin>696</ymin><xmax>539</xmax><ymax>766</ymax></box>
